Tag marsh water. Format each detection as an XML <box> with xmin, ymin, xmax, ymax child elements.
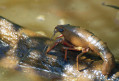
<box><xmin>0</xmin><ymin>0</ymin><xmax>119</xmax><ymax>81</ymax></box>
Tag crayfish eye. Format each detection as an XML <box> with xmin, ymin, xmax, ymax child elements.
<box><xmin>59</xmin><ymin>28</ymin><xmax>64</xmax><ymax>32</ymax></box>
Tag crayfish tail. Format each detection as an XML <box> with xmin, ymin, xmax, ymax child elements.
<box><xmin>102</xmin><ymin>54</ymin><xmax>115</xmax><ymax>75</ymax></box>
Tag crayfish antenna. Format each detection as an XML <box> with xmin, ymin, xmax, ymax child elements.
<box><xmin>42</xmin><ymin>28</ymin><xmax>57</xmax><ymax>55</ymax></box>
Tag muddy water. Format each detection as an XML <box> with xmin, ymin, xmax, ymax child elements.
<box><xmin>0</xmin><ymin>0</ymin><xmax>119</xmax><ymax>81</ymax></box>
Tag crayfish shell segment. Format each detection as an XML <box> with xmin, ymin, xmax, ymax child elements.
<box><xmin>74</xmin><ymin>47</ymin><xmax>83</xmax><ymax>50</ymax></box>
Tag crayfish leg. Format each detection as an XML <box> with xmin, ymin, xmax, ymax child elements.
<box><xmin>62</xmin><ymin>46</ymin><xmax>83</xmax><ymax>61</ymax></box>
<box><xmin>56</xmin><ymin>34</ymin><xmax>63</xmax><ymax>39</ymax></box>
<box><xmin>46</xmin><ymin>38</ymin><xmax>64</xmax><ymax>54</ymax></box>
<box><xmin>76</xmin><ymin>52</ymin><xmax>85</xmax><ymax>71</ymax></box>
<box><xmin>76</xmin><ymin>48</ymin><xmax>90</xmax><ymax>71</ymax></box>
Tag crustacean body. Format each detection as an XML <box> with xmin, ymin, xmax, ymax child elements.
<box><xmin>46</xmin><ymin>24</ymin><xmax>115</xmax><ymax>75</ymax></box>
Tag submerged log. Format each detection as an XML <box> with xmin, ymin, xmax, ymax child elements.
<box><xmin>0</xmin><ymin>16</ymin><xmax>119</xmax><ymax>81</ymax></box>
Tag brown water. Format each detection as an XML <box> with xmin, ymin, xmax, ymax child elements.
<box><xmin>0</xmin><ymin>0</ymin><xmax>119</xmax><ymax>81</ymax></box>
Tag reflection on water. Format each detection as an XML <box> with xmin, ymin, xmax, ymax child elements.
<box><xmin>0</xmin><ymin>66</ymin><xmax>50</xmax><ymax>81</ymax></box>
<box><xmin>0</xmin><ymin>0</ymin><xmax>119</xmax><ymax>81</ymax></box>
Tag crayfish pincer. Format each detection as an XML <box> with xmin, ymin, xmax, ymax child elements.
<box><xmin>46</xmin><ymin>24</ymin><xmax>115</xmax><ymax>75</ymax></box>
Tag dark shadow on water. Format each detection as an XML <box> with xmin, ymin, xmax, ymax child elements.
<box><xmin>79</xmin><ymin>61</ymin><xmax>94</xmax><ymax>72</ymax></box>
<box><xmin>0</xmin><ymin>40</ymin><xmax>10</xmax><ymax>59</ymax></box>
